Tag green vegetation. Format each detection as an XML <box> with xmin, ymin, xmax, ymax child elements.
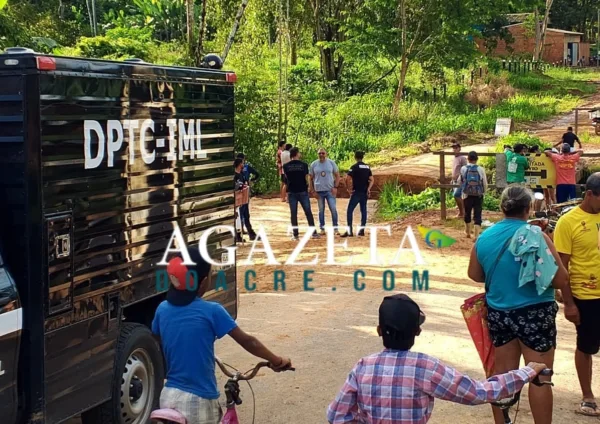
<box><xmin>1</xmin><ymin>0</ymin><xmax>600</xmax><ymax>197</ymax></box>
<box><xmin>377</xmin><ymin>183</ymin><xmax>500</xmax><ymax>221</ymax></box>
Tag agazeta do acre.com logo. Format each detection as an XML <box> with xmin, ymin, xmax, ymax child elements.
<box><xmin>154</xmin><ymin>224</ymin><xmax>456</xmax><ymax>293</ymax></box>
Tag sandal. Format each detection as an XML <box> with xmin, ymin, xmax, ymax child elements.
<box><xmin>575</xmin><ymin>401</ymin><xmax>600</xmax><ymax>417</ymax></box>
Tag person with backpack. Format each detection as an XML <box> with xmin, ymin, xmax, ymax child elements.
<box><xmin>458</xmin><ymin>151</ymin><xmax>488</xmax><ymax>239</ymax></box>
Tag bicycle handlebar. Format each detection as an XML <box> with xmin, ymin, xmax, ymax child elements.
<box><xmin>215</xmin><ymin>357</ymin><xmax>295</xmax><ymax>381</ymax></box>
<box><xmin>492</xmin><ymin>368</ymin><xmax>553</xmax><ymax>409</ymax></box>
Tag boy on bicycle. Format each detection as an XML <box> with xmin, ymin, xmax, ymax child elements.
<box><xmin>152</xmin><ymin>247</ymin><xmax>292</xmax><ymax>424</ymax></box>
<box><xmin>327</xmin><ymin>294</ymin><xmax>548</xmax><ymax>424</ymax></box>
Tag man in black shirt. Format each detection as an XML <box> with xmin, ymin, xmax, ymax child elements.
<box><xmin>283</xmin><ymin>147</ymin><xmax>319</xmax><ymax>240</ymax></box>
<box><xmin>342</xmin><ymin>151</ymin><xmax>374</xmax><ymax>237</ymax></box>
<box><xmin>555</xmin><ymin>127</ymin><xmax>582</xmax><ymax>151</ymax></box>
<box><xmin>234</xmin><ymin>158</ymin><xmax>256</xmax><ymax>241</ymax></box>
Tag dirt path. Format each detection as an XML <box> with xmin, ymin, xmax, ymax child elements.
<box><xmin>219</xmin><ymin>199</ymin><xmax>600</xmax><ymax>424</ymax></box>
<box><xmin>371</xmin><ymin>88</ymin><xmax>600</xmax><ymax>193</ymax></box>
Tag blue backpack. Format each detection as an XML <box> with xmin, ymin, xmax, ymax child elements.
<box><xmin>462</xmin><ymin>164</ymin><xmax>484</xmax><ymax>196</ymax></box>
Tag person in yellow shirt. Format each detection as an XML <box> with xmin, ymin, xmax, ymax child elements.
<box><xmin>554</xmin><ymin>172</ymin><xmax>600</xmax><ymax>417</ymax></box>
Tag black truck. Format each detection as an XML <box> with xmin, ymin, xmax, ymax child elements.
<box><xmin>0</xmin><ymin>48</ymin><xmax>238</xmax><ymax>424</ymax></box>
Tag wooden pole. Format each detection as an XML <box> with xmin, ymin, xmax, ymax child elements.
<box><xmin>440</xmin><ymin>153</ymin><xmax>447</xmax><ymax>220</ymax></box>
<box><xmin>575</xmin><ymin>109</ymin><xmax>579</xmax><ymax>135</ymax></box>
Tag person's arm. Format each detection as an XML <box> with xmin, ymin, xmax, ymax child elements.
<box><xmin>327</xmin><ymin>366</ymin><xmax>359</xmax><ymax>424</ymax></box>
<box><xmin>552</xmin><ymin>219</ymin><xmax>581</xmax><ymax>324</ymax></box>
<box><xmin>479</xmin><ymin>167</ymin><xmax>488</xmax><ymax>192</ymax></box>
<box><xmin>228</xmin><ymin>327</ymin><xmax>291</xmax><ymax>370</ymax></box>
<box><xmin>542</xmin><ymin>233</ymin><xmax>579</xmax><ymax>324</ymax></box>
<box><xmin>151</xmin><ymin>309</ymin><xmax>161</xmax><ymax>346</ymax></box>
<box><xmin>422</xmin><ymin>358</ymin><xmax>543</xmax><ymax>406</ymax></box>
<box><xmin>575</xmin><ymin>135</ymin><xmax>582</xmax><ymax>148</ymax></box>
<box><xmin>367</xmin><ymin>174</ymin><xmax>374</xmax><ymax>197</ymax></box>
<box><xmin>332</xmin><ymin>161</ymin><xmax>340</xmax><ymax>196</ymax></box>
<box><xmin>308</xmin><ymin>163</ymin><xmax>315</xmax><ymax>192</ymax></box>
<box><xmin>554</xmin><ymin>140</ymin><xmax>562</xmax><ymax>148</ymax></box>
<box><xmin>522</xmin><ymin>155</ymin><xmax>530</xmax><ymax>170</ymax></box>
<box><xmin>467</xmin><ymin>245</ymin><xmax>485</xmax><ymax>283</ymax></box>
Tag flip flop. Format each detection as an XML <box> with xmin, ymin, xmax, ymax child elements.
<box><xmin>575</xmin><ymin>401</ymin><xmax>600</xmax><ymax>417</ymax></box>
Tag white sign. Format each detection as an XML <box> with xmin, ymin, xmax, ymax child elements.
<box><xmin>84</xmin><ymin>119</ymin><xmax>207</xmax><ymax>169</ymax></box>
<box><xmin>494</xmin><ymin>118</ymin><xmax>513</xmax><ymax>137</ymax></box>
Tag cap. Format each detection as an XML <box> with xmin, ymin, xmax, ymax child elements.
<box><xmin>562</xmin><ymin>143</ymin><xmax>571</xmax><ymax>153</ymax></box>
<box><xmin>166</xmin><ymin>247</ymin><xmax>211</xmax><ymax>306</ymax></box>
<box><xmin>379</xmin><ymin>294</ymin><xmax>425</xmax><ymax>337</ymax></box>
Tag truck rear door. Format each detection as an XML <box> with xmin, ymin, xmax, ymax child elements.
<box><xmin>0</xmin><ymin>251</ymin><xmax>21</xmax><ymax>424</ymax></box>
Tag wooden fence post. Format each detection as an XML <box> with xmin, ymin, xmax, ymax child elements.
<box><xmin>440</xmin><ymin>153</ymin><xmax>447</xmax><ymax>221</ymax></box>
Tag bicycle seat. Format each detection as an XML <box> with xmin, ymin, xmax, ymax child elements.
<box><xmin>151</xmin><ymin>409</ymin><xmax>187</xmax><ymax>424</ymax></box>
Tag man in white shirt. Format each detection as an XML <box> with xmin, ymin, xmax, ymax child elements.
<box><xmin>451</xmin><ymin>143</ymin><xmax>468</xmax><ymax>218</ymax></box>
<box><xmin>280</xmin><ymin>144</ymin><xmax>292</xmax><ymax>200</ymax></box>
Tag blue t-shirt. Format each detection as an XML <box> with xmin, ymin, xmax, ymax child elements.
<box><xmin>476</xmin><ymin>218</ymin><xmax>555</xmax><ymax>311</ymax></box>
<box><xmin>152</xmin><ymin>298</ymin><xmax>237</xmax><ymax>399</ymax></box>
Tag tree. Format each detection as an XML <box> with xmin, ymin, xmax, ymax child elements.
<box><xmin>550</xmin><ymin>0</ymin><xmax>597</xmax><ymax>42</ymax></box>
<box><xmin>343</xmin><ymin>0</ymin><xmax>500</xmax><ymax>114</ymax></box>
<box><xmin>195</xmin><ymin>0</ymin><xmax>207</xmax><ymax>64</ymax></box>
<box><xmin>186</xmin><ymin>0</ymin><xmax>194</xmax><ymax>56</ymax></box>
<box><xmin>533</xmin><ymin>0</ymin><xmax>554</xmax><ymax>61</ymax></box>
<box><xmin>307</xmin><ymin>0</ymin><xmax>355</xmax><ymax>81</ymax></box>
<box><xmin>222</xmin><ymin>0</ymin><xmax>250</xmax><ymax>64</ymax></box>
<box><xmin>0</xmin><ymin>0</ymin><xmax>8</xmax><ymax>10</ymax></box>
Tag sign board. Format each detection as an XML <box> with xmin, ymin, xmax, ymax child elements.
<box><xmin>494</xmin><ymin>118</ymin><xmax>514</xmax><ymax>137</ymax></box>
<box><xmin>525</xmin><ymin>154</ymin><xmax>556</xmax><ymax>188</ymax></box>
<box><xmin>495</xmin><ymin>153</ymin><xmax>557</xmax><ymax>188</ymax></box>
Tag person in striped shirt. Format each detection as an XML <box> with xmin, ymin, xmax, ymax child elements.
<box><xmin>327</xmin><ymin>294</ymin><xmax>548</xmax><ymax>424</ymax></box>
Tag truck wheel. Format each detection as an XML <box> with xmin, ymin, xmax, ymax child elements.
<box><xmin>82</xmin><ymin>323</ymin><xmax>165</xmax><ymax>424</ymax></box>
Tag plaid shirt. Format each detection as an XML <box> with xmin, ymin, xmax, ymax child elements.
<box><xmin>327</xmin><ymin>350</ymin><xmax>537</xmax><ymax>424</ymax></box>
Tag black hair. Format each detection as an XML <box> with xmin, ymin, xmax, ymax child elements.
<box><xmin>467</xmin><ymin>151</ymin><xmax>478</xmax><ymax>162</ymax></box>
<box><xmin>290</xmin><ymin>147</ymin><xmax>300</xmax><ymax>158</ymax></box>
<box><xmin>514</xmin><ymin>144</ymin><xmax>525</xmax><ymax>154</ymax></box>
<box><xmin>236</xmin><ymin>153</ymin><xmax>245</xmax><ymax>159</ymax></box>
<box><xmin>529</xmin><ymin>145</ymin><xmax>540</xmax><ymax>153</ymax></box>
<box><xmin>285</xmin><ymin>143</ymin><xmax>292</xmax><ymax>150</ymax></box>
<box><xmin>278</xmin><ymin>140</ymin><xmax>286</xmax><ymax>148</ymax></box>
<box><xmin>381</xmin><ymin>326</ymin><xmax>415</xmax><ymax>351</ymax></box>
<box><xmin>355</xmin><ymin>151</ymin><xmax>365</xmax><ymax>160</ymax></box>
<box><xmin>501</xmin><ymin>185</ymin><xmax>533</xmax><ymax>217</ymax></box>
<box><xmin>586</xmin><ymin>172</ymin><xmax>600</xmax><ymax>196</ymax></box>
<box><xmin>567</xmin><ymin>126</ymin><xmax>573</xmax><ymax>131</ymax></box>
<box><xmin>233</xmin><ymin>158</ymin><xmax>243</xmax><ymax>169</ymax></box>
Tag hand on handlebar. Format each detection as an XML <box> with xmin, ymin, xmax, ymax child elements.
<box><xmin>526</xmin><ymin>362</ymin><xmax>548</xmax><ymax>375</ymax></box>
<box><xmin>271</xmin><ymin>356</ymin><xmax>292</xmax><ymax>372</ymax></box>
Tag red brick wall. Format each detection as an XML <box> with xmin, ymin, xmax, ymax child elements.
<box><xmin>476</xmin><ymin>24</ymin><xmax>578</xmax><ymax>64</ymax></box>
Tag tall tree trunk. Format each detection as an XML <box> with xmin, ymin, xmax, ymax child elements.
<box><xmin>291</xmin><ymin>41</ymin><xmax>298</xmax><ymax>65</ymax></box>
<box><xmin>392</xmin><ymin>0</ymin><xmax>407</xmax><ymax>115</ymax></box>
<box><xmin>533</xmin><ymin>7</ymin><xmax>541</xmax><ymax>61</ymax></box>
<box><xmin>186</xmin><ymin>0</ymin><xmax>195</xmax><ymax>58</ymax></box>
<box><xmin>538</xmin><ymin>0</ymin><xmax>554</xmax><ymax>62</ymax></box>
<box><xmin>222</xmin><ymin>0</ymin><xmax>250</xmax><ymax>64</ymax></box>
<box><xmin>195</xmin><ymin>0</ymin><xmax>208</xmax><ymax>66</ymax></box>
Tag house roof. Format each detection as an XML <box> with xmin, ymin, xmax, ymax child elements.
<box><xmin>502</xmin><ymin>22</ymin><xmax>583</xmax><ymax>36</ymax></box>
<box><xmin>506</xmin><ymin>13</ymin><xmax>533</xmax><ymax>24</ymax></box>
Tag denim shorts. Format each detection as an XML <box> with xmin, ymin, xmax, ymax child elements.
<box><xmin>452</xmin><ymin>181</ymin><xmax>462</xmax><ymax>197</ymax></box>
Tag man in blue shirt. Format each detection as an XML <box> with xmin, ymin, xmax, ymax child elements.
<box><xmin>152</xmin><ymin>247</ymin><xmax>291</xmax><ymax>423</ymax></box>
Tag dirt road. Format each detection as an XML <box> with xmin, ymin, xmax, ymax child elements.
<box><xmin>216</xmin><ymin>198</ymin><xmax>600</xmax><ymax>424</ymax></box>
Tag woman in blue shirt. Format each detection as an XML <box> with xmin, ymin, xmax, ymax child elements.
<box><xmin>467</xmin><ymin>185</ymin><xmax>577</xmax><ymax>424</ymax></box>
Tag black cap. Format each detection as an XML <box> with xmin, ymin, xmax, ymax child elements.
<box><xmin>379</xmin><ymin>294</ymin><xmax>425</xmax><ymax>337</ymax></box>
<box><xmin>166</xmin><ymin>247</ymin><xmax>212</xmax><ymax>306</ymax></box>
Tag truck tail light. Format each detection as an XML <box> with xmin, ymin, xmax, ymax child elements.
<box><xmin>226</xmin><ymin>73</ymin><xmax>237</xmax><ymax>83</ymax></box>
<box><xmin>36</xmin><ymin>57</ymin><xmax>56</xmax><ymax>71</ymax></box>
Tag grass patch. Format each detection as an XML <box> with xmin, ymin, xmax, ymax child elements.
<box><xmin>377</xmin><ymin>182</ymin><xmax>500</xmax><ymax>221</ymax></box>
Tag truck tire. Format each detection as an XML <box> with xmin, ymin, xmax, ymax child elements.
<box><xmin>81</xmin><ymin>323</ymin><xmax>165</xmax><ymax>424</ymax></box>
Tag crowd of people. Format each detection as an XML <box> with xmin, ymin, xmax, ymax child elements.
<box><xmin>150</xmin><ymin>132</ymin><xmax>598</xmax><ymax>424</ymax></box>
<box><xmin>451</xmin><ymin>126</ymin><xmax>586</xmax><ymax>239</ymax></box>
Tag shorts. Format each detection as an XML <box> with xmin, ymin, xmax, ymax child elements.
<box><xmin>533</xmin><ymin>188</ymin><xmax>544</xmax><ymax>194</ymax></box>
<box><xmin>160</xmin><ymin>387</ymin><xmax>223</xmax><ymax>424</ymax></box>
<box><xmin>573</xmin><ymin>297</ymin><xmax>600</xmax><ymax>355</ymax></box>
<box><xmin>452</xmin><ymin>181</ymin><xmax>462</xmax><ymax>197</ymax></box>
<box><xmin>556</xmin><ymin>184</ymin><xmax>576</xmax><ymax>203</ymax></box>
<box><xmin>487</xmin><ymin>301</ymin><xmax>558</xmax><ymax>352</ymax></box>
